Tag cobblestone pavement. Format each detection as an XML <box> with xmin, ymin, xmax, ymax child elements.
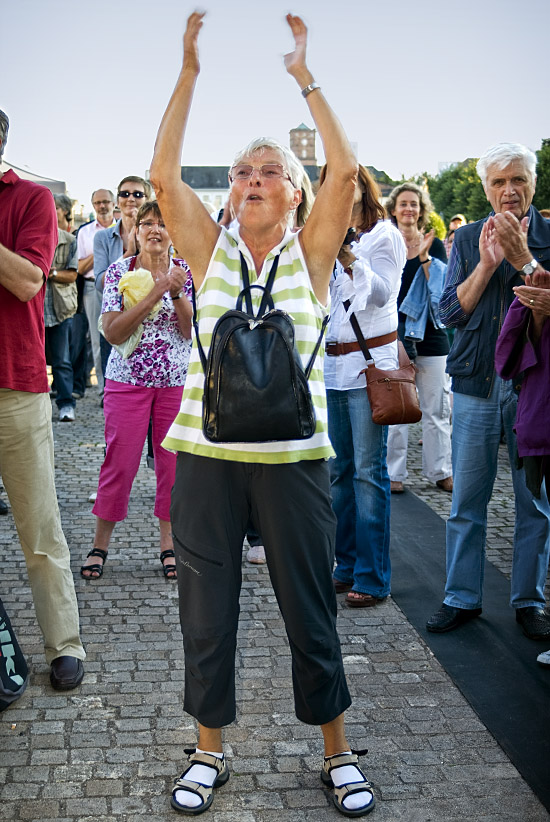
<box><xmin>1</xmin><ymin>389</ymin><xmax>548</xmax><ymax>822</ymax></box>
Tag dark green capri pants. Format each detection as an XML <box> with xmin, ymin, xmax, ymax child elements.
<box><xmin>171</xmin><ymin>452</ymin><xmax>351</xmax><ymax>728</ymax></box>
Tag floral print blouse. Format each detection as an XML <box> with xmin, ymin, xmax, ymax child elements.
<box><xmin>102</xmin><ymin>256</ymin><xmax>192</xmax><ymax>388</ymax></box>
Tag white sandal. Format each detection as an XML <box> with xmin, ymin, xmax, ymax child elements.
<box><xmin>321</xmin><ymin>751</ymin><xmax>375</xmax><ymax>817</ymax></box>
<box><xmin>171</xmin><ymin>749</ymin><xmax>229</xmax><ymax>815</ymax></box>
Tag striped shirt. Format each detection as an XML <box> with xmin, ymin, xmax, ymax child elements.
<box><xmin>162</xmin><ymin>227</ymin><xmax>334</xmax><ymax>463</ymax></box>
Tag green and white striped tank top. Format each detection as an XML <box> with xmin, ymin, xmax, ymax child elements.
<box><xmin>162</xmin><ymin>227</ymin><xmax>335</xmax><ymax>464</ymax></box>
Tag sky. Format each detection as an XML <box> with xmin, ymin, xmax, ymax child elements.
<box><xmin>2</xmin><ymin>0</ymin><xmax>549</xmax><ymax>211</ymax></box>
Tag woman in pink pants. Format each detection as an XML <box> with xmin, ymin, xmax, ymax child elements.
<box><xmin>80</xmin><ymin>201</ymin><xmax>192</xmax><ymax>580</ymax></box>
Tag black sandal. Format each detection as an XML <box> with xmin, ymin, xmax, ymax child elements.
<box><xmin>80</xmin><ymin>548</ymin><xmax>108</xmax><ymax>580</ymax></box>
<box><xmin>160</xmin><ymin>549</ymin><xmax>177</xmax><ymax>580</ymax></box>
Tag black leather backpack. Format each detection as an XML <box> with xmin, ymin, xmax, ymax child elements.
<box><xmin>193</xmin><ymin>251</ymin><xmax>327</xmax><ymax>443</ymax></box>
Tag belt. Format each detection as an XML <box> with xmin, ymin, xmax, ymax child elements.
<box><xmin>325</xmin><ymin>330</ymin><xmax>397</xmax><ymax>356</ymax></box>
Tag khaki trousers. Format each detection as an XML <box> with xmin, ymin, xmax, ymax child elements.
<box><xmin>0</xmin><ymin>389</ymin><xmax>85</xmax><ymax>664</ymax></box>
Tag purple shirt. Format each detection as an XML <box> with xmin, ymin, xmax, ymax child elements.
<box><xmin>495</xmin><ymin>297</ymin><xmax>550</xmax><ymax>456</ymax></box>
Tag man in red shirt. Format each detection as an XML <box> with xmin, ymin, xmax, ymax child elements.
<box><xmin>0</xmin><ymin>109</ymin><xmax>85</xmax><ymax>690</ymax></box>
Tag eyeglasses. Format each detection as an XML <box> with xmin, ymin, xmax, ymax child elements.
<box><xmin>92</xmin><ymin>200</ymin><xmax>113</xmax><ymax>207</ymax></box>
<box><xmin>229</xmin><ymin>163</ymin><xmax>293</xmax><ymax>184</ymax></box>
<box><xmin>138</xmin><ymin>220</ymin><xmax>167</xmax><ymax>231</ymax></box>
<box><xmin>118</xmin><ymin>190</ymin><xmax>146</xmax><ymax>199</ymax></box>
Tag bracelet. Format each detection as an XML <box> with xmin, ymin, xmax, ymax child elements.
<box><xmin>301</xmin><ymin>82</ymin><xmax>320</xmax><ymax>98</ymax></box>
<box><xmin>172</xmin><ymin>292</ymin><xmax>182</xmax><ymax>300</ymax></box>
<box><xmin>420</xmin><ymin>256</ymin><xmax>432</xmax><ymax>265</ymax></box>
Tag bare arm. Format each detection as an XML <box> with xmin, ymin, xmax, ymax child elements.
<box><xmin>149</xmin><ymin>12</ymin><xmax>220</xmax><ymax>287</ymax></box>
<box><xmin>0</xmin><ymin>242</ymin><xmax>44</xmax><ymax>301</ymax></box>
<box><xmin>456</xmin><ymin>219</ymin><xmax>502</xmax><ymax>315</ymax></box>
<box><xmin>78</xmin><ymin>253</ymin><xmax>94</xmax><ymax>275</ymax></box>
<box><xmin>286</xmin><ymin>15</ymin><xmax>357</xmax><ymax>303</ymax></box>
<box><xmin>102</xmin><ymin>274</ymin><xmax>171</xmax><ymax>345</ymax></box>
<box><xmin>51</xmin><ymin>267</ymin><xmax>77</xmax><ymax>284</ymax></box>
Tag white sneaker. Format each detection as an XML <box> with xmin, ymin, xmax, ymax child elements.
<box><xmin>246</xmin><ymin>544</ymin><xmax>266</xmax><ymax>564</ymax></box>
<box><xmin>59</xmin><ymin>405</ymin><xmax>75</xmax><ymax>422</ymax></box>
<box><xmin>537</xmin><ymin>649</ymin><xmax>550</xmax><ymax>668</ymax></box>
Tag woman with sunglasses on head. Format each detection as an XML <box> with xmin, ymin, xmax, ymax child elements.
<box><xmin>322</xmin><ymin>164</ymin><xmax>406</xmax><ymax>609</ymax></box>
<box><xmin>150</xmin><ymin>11</ymin><xmax>375</xmax><ymax>819</ymax></box>
<box><xmin>81</xmin><ymin>200</ymin><xmax>192</xmax><ymax>582</ymax></box>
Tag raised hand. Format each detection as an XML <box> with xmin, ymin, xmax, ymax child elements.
<box><xmin>183</xmin><ymin>11</ymin><xmax>205</xmax><ymax>73</ymax></box>
<box><xmin>493</xmin><ymin>212</ymin><xmax>530</xmax><ymax>269</ymax></box>
<box><xmin>419</xmin><ymin>230</ymin><xmax>435</xmax><ymax>260</ymax></box>
<box><xmin>479</xmin><ymin>217</ymin><xmax>504</xmax><ymax>272</ymax></box>
<box><xmin>284</xmin><ymin>14</ymin><xmax>308</xmax><ymax>79</ymax></box>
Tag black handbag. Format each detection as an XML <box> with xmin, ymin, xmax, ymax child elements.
<box><xmin>193</xmin><ymin>251</ymin><xmax>328</xmax><ymax>443</ymax></box>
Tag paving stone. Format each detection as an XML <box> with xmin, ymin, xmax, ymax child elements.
<box><xmin>0</xmin><ymin>393</ymin><xmax>547</xmax><ymax>822</ymax></box>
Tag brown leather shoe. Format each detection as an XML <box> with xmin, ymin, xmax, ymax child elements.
<box><xmin>50</xmin><ymin>656</ymin><xmax>84</xmax><ymax>690</ymax></box>
<box><xmin>390</xmin><ymin>481</ymin><xmax>404</xmax><ymax>494</ymax></box>
<box><xmin>436</xmin><ymin>477</ymin><xmax>453</xmax><ymax>492</ymax></box>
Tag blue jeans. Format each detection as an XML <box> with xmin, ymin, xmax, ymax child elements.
<box><xmin>69</xmin><ymin>311</ymin><xmax>89</xmax><ymax>395</ymax></box>
<box><xmin>45</xmin><ymin>319</ymin><xmax>75</xmax><ymax>409</ymax></box>
<box><xmin>327</xmin><ymin>387</ymin><xmax>391</xmax><ymax>598</ymax></box>
<box><xmin>445</xmin><ymin>377</ymin><xmax>550</xmax><ymax>610</ymax></box>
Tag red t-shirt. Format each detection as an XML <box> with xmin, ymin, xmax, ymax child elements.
<box><xmin>0</xmin><ymin>169</ymin><xmax>58</xmax><ymax>392</ymax></box>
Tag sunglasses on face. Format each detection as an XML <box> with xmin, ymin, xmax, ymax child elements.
<box><xmin>118</xmin><ymin>190</ymin><xmax>146</xmax><ymax>199</ymax></box>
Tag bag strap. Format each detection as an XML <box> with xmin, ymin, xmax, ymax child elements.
<box><xmin>304</xmin><ymin>314</ymin><xmax>329</xmax><ymax>378</ymax></box>
<box><xmin>191</xmin><ymin>251</ymin><xmax>282</xmax><ymax>372</ymax></box>
<box><xmin>238</xmin><ymin>252</ymin><xmax>280</xmax><ymax>318</ymax></box>
<box><xmin>343</xmin><ymin>299</ymin><xmax>372</xmax><ymax>361</ymax></box>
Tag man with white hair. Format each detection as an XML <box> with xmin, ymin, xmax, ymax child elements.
<box><xmin>427</xmin><ymin>142</ymin><xmax>550</xmax><ymax>640</ymax></box>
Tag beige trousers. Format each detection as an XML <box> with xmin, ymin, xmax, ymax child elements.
<box><xmin>0</xmin><ymin>389</ymin><xmax>85</xmax><ymax>664</ymax></box>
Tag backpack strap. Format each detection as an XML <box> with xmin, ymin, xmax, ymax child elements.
<box><xmin>304</xmin><ymin>314</ymin><xmax>329</xmax><ymax>378</ymax></box>
<box><xmin>238</xmin><ymin>252</ymin><xmax>281</xmax><ymax>318</ymax></box>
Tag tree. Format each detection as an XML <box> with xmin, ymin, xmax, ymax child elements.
<box><xmin>533</xmin><ymin>139</ymin><xmax>550</xmax><ymax>211</ymax></box>
<box><xmin>424</xmin><ymin>160</ymin><xmax>487</xmax><ymax>224</ymax></box>
<box><xmin>425</xmin><ymin>211</ymin><xmax>446</xmax><ymax>239</ymax></box>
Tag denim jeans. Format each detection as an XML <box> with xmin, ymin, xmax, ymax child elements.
<box><xmin>69</xmin><ymin>311</ymin><xmax>88</xmax><ymax>395</ymax></box>
<box><xmin>327</xmin><ymin>387</ymin><xmax>391</xmax><ymax>598</ymax></box>
<box><xmin>445</xmin><ymin>377</ymin><xmax>550</xmax><ymax>610</ymax></box>
<box><xmin>44</xmin><ymin>319</ymin><xmax>75</xmax><ymax>409</ymax></box>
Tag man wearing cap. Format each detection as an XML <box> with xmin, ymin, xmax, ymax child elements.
<box><xmin>427</xmin><ymin>142</ymin><xmax>550</xmax><ymax>640</ymax></box>
<box><xmin>0</xmin><ymin>108</ymin><xmax>85</xmax><ymax>689</ymax></box>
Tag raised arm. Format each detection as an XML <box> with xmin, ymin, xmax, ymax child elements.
<box><xmin>149</xmin><ymin>12</ymin><xmax>220</xmax><ymax>287</ymax></box>
<box><xmin>284</xmin><ymin>15</ymin><xmax>357</xmax><ymax>303</ymax></box>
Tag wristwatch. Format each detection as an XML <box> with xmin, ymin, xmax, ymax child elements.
<box><xmin>521</xmin><ymin>259</ymin><xmax>538</xmax><ymax>276</ymax></box>
<box><xmin>50</xmin><ymin>268</ymin><xmax>58</xmax><ymax>279</ymax></box>
<box><xmin>172</xmin><ymin>292</ymin><xmax>182</xmax><ymax>300</ymax></box>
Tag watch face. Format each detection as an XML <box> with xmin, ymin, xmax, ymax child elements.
<box><xmin>523</xmin><ymin>261</ymin><xmax>537</xmax><ymax>275</ymax></box>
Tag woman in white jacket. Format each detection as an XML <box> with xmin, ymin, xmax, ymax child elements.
<box><xmin>323</xmin><ymin>164</ymin><xmax>406</xmax><ymax>607</ymax></box>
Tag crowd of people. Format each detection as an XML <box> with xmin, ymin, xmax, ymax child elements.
<box><xmin>1</xmin><ymin>8</ymin><xmax>550</xmax><ymax>818</ymax></box>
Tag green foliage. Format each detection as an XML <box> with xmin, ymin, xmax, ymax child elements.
<box><xmin>533</xmin><ymin>139</ymin><xmax>550</xmax><ymax>211</ymax></box>
<box><xmin>425</xmin><ymin>211</ymin><xmax>446</xmax><ymax>239</ymax></box>
<box><xmin>425</xmin><ymin>160</ymin><xmax>488</xmax><ymax>224</ymax></box>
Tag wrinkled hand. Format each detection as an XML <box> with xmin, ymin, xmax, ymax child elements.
<box><xmin>493</xmin><ymin>212</ymin><xmax>530</xmax><ymax>269</ymax></box>
<box><xmin>284</xmin><ymin>14</ymin><xmax>308</xmax><ymax>78</ymax></box>
<box><xmin>168</xmin><ymin>264</ymin><xmax>188</xmax><ymax>298</ymax></box>
<box><xmin>183</xmin><ymin>11</ymin><xmax>205</xmax><ymax>73</ymax></box>
<box><xmin>513</xmin><ymin>268</ymin><xmax>550</xmax><ymax>316</ymax></box>
<box><xmin>419</xmin><ymin>230</ymin><xmax>435</xmax><ymax>260</ymax></box>
<box><xmin>479</xmin><ymin>217</ymin><xmax>504</xmax><ymax>271</ymax></box>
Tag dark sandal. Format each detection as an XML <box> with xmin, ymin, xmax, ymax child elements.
<box><xmin>80</xmin><ymin>548</ymin><xmax>107</xmax><ymax>580</ymax></box>
<box><xmin>171</xmin><ymin>748</ymin><xmax>229</xmax><ymax>815</ymax></box>
<box><xmin>160</xmin><ymin>549</ymin><xmax>177</xmax><ymax>580</ymax></box>
<box><xmin>321</xmin><ymin>751</ymin><xmax>375</xmax><ymax>818</ymax></box>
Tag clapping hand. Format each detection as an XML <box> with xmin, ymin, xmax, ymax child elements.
<box><xmin>514</xmin><ymin>267</ymin><xmax>550</xmax><ymax>316</ymax></box>
<box><xmin>479</xmin><ymin>217</ymin><xmax>505</xmax><ymax>271</ymax></box>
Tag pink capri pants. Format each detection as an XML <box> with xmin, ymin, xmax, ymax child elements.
<box><xmin>92</xmin><ymin>379</ymin><xmax>183</xmax><ymax>522</ymax></box>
